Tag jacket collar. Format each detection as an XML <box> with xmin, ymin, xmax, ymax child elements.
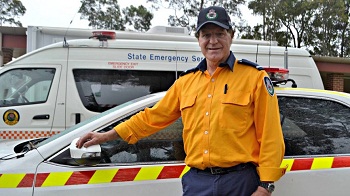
<box><xmin>197</xmin><ymin>51</ymin><xmax>236</xmax><ymax>72</ymax></box>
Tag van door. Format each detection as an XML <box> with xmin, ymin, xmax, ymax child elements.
<box><xmin>0</xmin><ymin>65</ymin><xmax>62</xmax><ymax>140</ymax></box>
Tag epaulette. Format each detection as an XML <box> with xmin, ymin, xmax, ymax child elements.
<box><xmin>238</xmin><ymin>59</ymin><xmax>264</xmax><ymax>71</ymax></box>
<box><xmin>179</xmin><ymin>67</ymin><xmax>200</xmax><ymax>77</ymax></box>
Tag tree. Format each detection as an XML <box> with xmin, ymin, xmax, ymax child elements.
<box><xmin>0</xmin><ymin>0</ymin><xmax>26</xmax><ymax>27</ymax></box>
<box><xmin>248</xmin><ymin>0</ymin><xmax>281</xmax><ymax>41</ymax></box>
<box><xmin>277</xmin><ymin>0</ymin><xmax>317</xmax><ymax>48</ymax></box>
<box><xmin>79</xmin><ymin>0</ymin><xmax>153</xmax><ymax>31</ymax></box>
<box><xmin>147</xmin><ymin>0</ymin><xmax>246</xmax><ymax>34</ymax></box>
<box><xmin>79</xmin><ymin>0</ymin><xmax>124</xmax><ymax>30</ymax></box>
<box><xmin>123</xmin><ymin>5</ymin><xmax>153</xmax><ymax>32</ymax></box>
<box><xmin>236</xmin><ymin>23</ymin><xmax>263</xmax><ymax>40</ymax></box>
<box><xmin>247</xmin><ymin>0</ymin><xmax>350</xmax><ymax>57</ymax></box>
<box><xmin>332</xmin><ymin>0</ymin><xmax>349</xmax><ymax>57</ymax></box>
<box><xmin>311</xmin><ymin>0</ymin><xmax>347</xmax><ymax>56</ymax></box>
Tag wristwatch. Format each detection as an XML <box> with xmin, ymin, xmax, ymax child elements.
<box><xmin>260</xmin><ymin>182</ymin><xmax>275</xmax><ymax>193</ymax></box>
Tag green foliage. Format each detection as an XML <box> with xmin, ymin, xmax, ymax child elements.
<box><xmin>79</xmin><ymin>0</ymin><xmax>124</xmax><ymax>30</ymax></box>
<box><xmin>247</xmin><ymin>0</ymin><xmax>350</xmax><ymax>57</ymax></box>
<box><xmin>146</xmin><ymin>0</ymin><xmax>245</xmax><ymax>33</ymax></box>
<box><xmin>123</xmin><ymin>5</ymin><xmax>153</xmax><ymax>32</ymax></box>
<box><xmin>0</xmin><ymin>0</ymin><xmax>26</xmax><ymax>27</ymax></box>
<box><xmin>79</xmin><ymin>0</ymin><xmax>153</xmax><ymax>31</ymax></box>
<box><xmin>311</xmin><ymin>0</ymin><xmax>348</xmax><ymax>57</ymax></box>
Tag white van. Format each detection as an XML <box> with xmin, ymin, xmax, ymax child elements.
<box><xmin>0</xmin><ymin>28</ymin><xmax>324</xmax><ymax>140</ymax></box>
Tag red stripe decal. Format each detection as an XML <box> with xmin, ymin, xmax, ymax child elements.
<box><xmin>34</xmin><ymin>173</ymin><xmax>50</xmax><ymax>187</ymax></box>
<box><xmin>291</xmin><ymin>158</ymin><xmax>313</xmax><ymax>171</ymax></box>
<box><xmin>18</xmin><ymin>174</ymin><xmax>35</xmax><ymax>187</ymax></box>
<box><xmin>332</xmin><ymin>156</ymin><xmax>350</xmax><ymax>168</ymax></box>
<box><xmin>65</xmin><ymin>171</ymin><xmax>95</xmax><ymax>185</ymax></box>
<box><xmin>112</xmin><ymin>168</ymin><xmax>140</xmax><ymax>182</ymax></box>
<box><xmin>157</xmin><ymin>165</ymin><xmax>186</xmax><ymax>179</ymax></box>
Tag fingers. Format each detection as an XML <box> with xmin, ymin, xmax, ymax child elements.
<box><xmin>75</xmin><ymin>131</ymin><xmax>111</xmax><ymax>148</ymax></box>
<box><xmin>76</xmin><ymin>132</ymin><xmax>94</xmax><ymax>148</ymax></box>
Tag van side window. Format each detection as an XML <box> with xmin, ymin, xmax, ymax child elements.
<box><xmin>73</xmin><ymin>69</ymin><xmax>176</xmax><ymax>112</ymax></box>
<box><xmin>0</xmin><ymin>68</ymin><xmax>55</xmax><ymax>106</ymax></box>
<box><xmin>278</xmin><ymin>96</ymin><xmax>350</xmax><ymax>156</ymax></box>
<box><xmin>99</xmin><ymin>114</ymin><xmax>185</xmax><ymax>164</ymax></box>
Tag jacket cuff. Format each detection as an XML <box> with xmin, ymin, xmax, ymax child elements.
<box><xmin>114</xmin><ymin>123</ymin><xmax>138</xmax><ymax>144</ymax></box>
<box><xmin>256</xmin><ymin>166</ymin><xmax>287</xmax><ymax>181</ymax></box>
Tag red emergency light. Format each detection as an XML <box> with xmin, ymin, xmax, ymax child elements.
<box><xmin>91</xmin><ymin>31</ymin><xmax>116</xmax><ymax>40</ymax></box>
<box><xmin>264</xmin><ymin>67</ymin><xmax>297</xmax><ymax>88</ymax></box>
<box><xmin>264</xmin><ymin>67</ymin><xmax>289</xmax><ymax>82</ymax></box>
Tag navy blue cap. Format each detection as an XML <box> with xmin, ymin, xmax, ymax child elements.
<box><xmin>196</xmin><ymin>6</ymin><xmax>232</xmax><ymax>33</ymax></box>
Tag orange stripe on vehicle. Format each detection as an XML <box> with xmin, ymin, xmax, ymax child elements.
<box><xmin>0</xmin><ymin>130</ymin><xmax>60</xmax><ymax>139</ymax></box>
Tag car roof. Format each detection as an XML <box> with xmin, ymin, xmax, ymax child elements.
<box><xmin>276</xmin><ymin>87</ymin><xmax>350</xmax><ymax>107</ymax></box>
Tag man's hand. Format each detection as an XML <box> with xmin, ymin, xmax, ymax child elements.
<box><xmin>251</xmin><ymin>186</ymin><xmax>271</xmax><ymax>196</ymax></box>
<box><xmin>76</xmin><ymin>129</ymin><xmax>119</xmax><ymax>148</ymax></box>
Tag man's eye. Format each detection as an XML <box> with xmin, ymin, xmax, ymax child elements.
<box><xmin>217</xmin><ymin>33</ymin><xmax>225</xmax><ymax>38</ymax></box>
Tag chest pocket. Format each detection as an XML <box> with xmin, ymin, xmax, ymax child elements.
<box><xmin>180</xmin><ymin>94</ymin><xmax>197</xmax><ymax>130</ymax></box>
<box><xmin>180</xmin><ymin>94</ymin><xmax>197</xmax><ymax>111</ymax></box>
<box><xmin>221</xmin><ymin>91</ymin><xmax>251</xmax><ymax>106</ymax></box>
<box><xmin>220</xmin><ymin>91</ymin><xmax>251</xmax><ymax>130</ymax></box>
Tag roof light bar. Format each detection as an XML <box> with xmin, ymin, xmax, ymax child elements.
<box><xmin>90</xmin><ymin>31</ymin><xmax>116</xmax><ymax>40</ymax></box>
<box><xmin>264</xmin><ymin>68</ymin><xmax>289</xmax><ymax>82</ymax></box>
<box><xmin>264</xmin><ymin>67</ymin><xmax>297</xmax><ymax>88</ymax></box>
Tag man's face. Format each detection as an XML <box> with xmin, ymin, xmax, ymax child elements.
<box><xmin>198</xmin><ymin>24</ymin><xmax>232</xmax><ymax>63</ymax></box>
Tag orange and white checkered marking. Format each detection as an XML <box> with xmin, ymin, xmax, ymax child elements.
<box><xmin>0</xmin><ymin>130</ymin><xmax>60</xmax><ymax>140</ymax></box>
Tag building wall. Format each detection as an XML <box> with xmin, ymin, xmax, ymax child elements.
<box><xmin>325</xmin><ymin>73</ymin><xmax>344</xmax><ymax>92</ymax></box>
<box><xmin>314</xmin><ymin>56</ymin><xmax>350</xmax><ymax>93</ymax></box>
<box><xmin>2</xmin><ymin>48</ymin><xmax>13</xmax><ymax>64</ymax></box>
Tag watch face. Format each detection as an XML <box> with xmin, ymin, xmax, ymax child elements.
<box><xmin>268</xmin><ymin>183</ymin><xmax>275</xmax><ymax>192</ymax></box>
<box><xmin>261</xmin><ymin>182</ymin><xmax>275</xmax><ymax>193</ymax></box>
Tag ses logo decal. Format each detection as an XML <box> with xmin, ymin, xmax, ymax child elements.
<box><xmin>3</xmin><ymin>109</ymin><xmax>20</xmax><ymax>125</ymax></box>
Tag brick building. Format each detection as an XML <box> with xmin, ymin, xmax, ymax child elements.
<box><xmin>1</xmin><ymin>26</ymin><xmax>350</xmax><ymax>93</ymax></box>
<box><xmin>313</xmin><ymin>56</ymin><xmax>350</xmax><ymax>92</ymax></box>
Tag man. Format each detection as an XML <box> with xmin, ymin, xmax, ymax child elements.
<box><xmin>77</xmin><ymin>6</ymin><xmax>286</xmax><ymax>196</ymax></box>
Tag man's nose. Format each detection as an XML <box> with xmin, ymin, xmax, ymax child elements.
<box><xmin>209</xmin><ymin>35</ymin><xmax>218</xmax><ymax>43</ymax></box>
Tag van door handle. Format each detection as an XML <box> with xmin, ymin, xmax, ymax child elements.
<box><xmin>33</xmin><ymin>114</ymin><xmax>50</xmax><ymax>120</ymax></box>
